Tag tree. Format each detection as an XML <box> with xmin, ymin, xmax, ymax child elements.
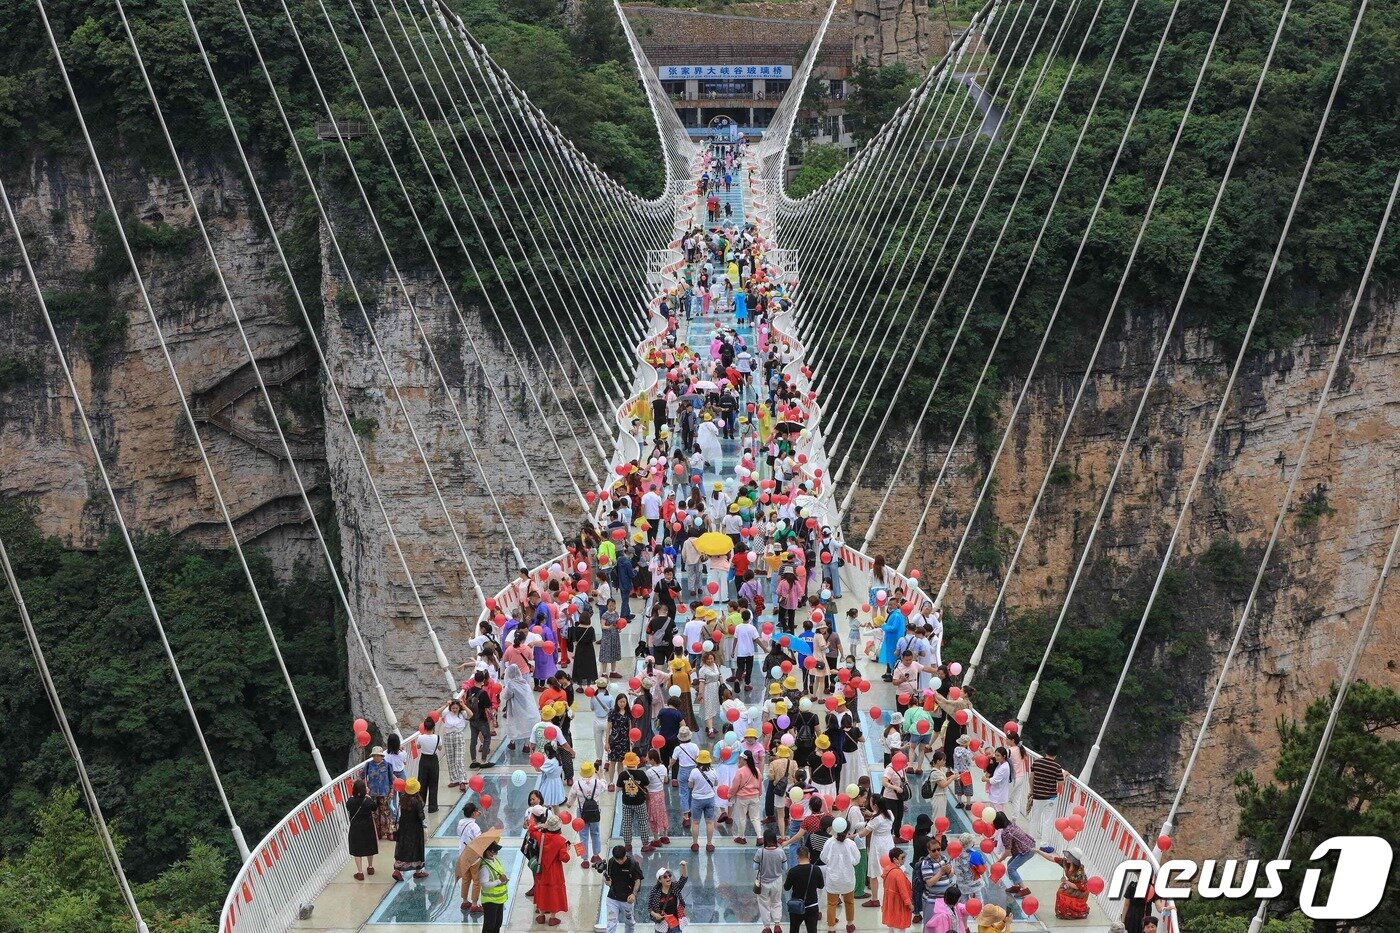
<box><xmin>1232</xmin><ymin>682</ymin><xmax>1399</xmax><ymax>932</ymax></box>
<box><xmin>788</xmin><ymin>144</ymin><xmax>848</xmax><ymax>198</ymax></box>
<box><xmin>571</xmin><ymin>0</ymin><xmax>628</xmax><ymax>66</ymax></box>
<box><xmin>846</xmin><ymin>59</ymin><xmax>918</xmax><ymax>146</ymax></box>
<box><xmin>0</xmin><ymin>788</ymin><xmax>225</xmax><ymax>933</ymax></box>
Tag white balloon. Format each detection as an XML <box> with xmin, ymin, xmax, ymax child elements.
<box><xmin>703</xmin><ymin>639</ymin><xmax>715</xmax><ymax>652</ymax></box>
<box><xmin>799</xmin><ymin>698</ymin><xmax>812</xmax><ymax>712</ymax></box>
<box><xmin>929</xmin><ymin>677</ymin><xmax>942</xmax><ymax>691</ymax></box>
<box><xmin>831</xmin><ymin>817</ymin><xmax>848</xmax><ymax>834</ymax></box>
<box><xmin>668</xmin><ymin>685</ymin><xmax>682</xmax><ymax>698</ymax></box>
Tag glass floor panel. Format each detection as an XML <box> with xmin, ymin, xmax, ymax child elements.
<box><xmin>367</xmin><ymin>848</ymin><xmax>522</xmax><ymax>925</ymax></box>
<box><xmin>432</xmin><ymin>776</ymin><xmax>537</xmax><ymax>839</ymax></box>
<box><xmin>594</xmin><ymin>847</ymin><xmax>769</xmax><ymax>928</ymax></box>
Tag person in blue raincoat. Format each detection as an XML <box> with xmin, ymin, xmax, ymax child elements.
<box><xmin>878</xmin><ymin>606</ymin><xmax>906</xmax><ymax>680</ymax></box>
<box><xmin>616</xmin><ymin>549</ymin><xmax>635</xmax><ymax>621</ymax></box>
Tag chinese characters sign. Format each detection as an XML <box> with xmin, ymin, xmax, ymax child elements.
<box><xmin>657</xmin><ymin>65</ymin><xmax>793</xmax><ymax>79</ymax></box>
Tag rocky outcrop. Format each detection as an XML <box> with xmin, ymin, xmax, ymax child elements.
<box><xmin>853</xmin><ymin>0</ymin><xmax>935</xmax><ymax>69</ymax></box>
<box><xmin>844</xmin><ymin>303</ymin><xmax>1400</xmax><ymax>857</ymax></box>
<box><xmin>0</xmin><ymin>157</ymin><xmax>325</xmax><ymax>574</ymax></box>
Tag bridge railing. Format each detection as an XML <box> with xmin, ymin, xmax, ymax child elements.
<box><xmin>834</xmin><ymin>549</ymin><xmax>1175</xmax><ymax>931</ymax></box>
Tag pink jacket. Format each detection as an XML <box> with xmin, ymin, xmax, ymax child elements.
<box><xmin>728</xmin><ymin>765</ymin><xmax>763</xmax><ymax>800</ymax></box>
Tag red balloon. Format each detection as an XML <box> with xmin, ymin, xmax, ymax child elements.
<box><xmin>835</xmin><ymin>794</ymin><xmax>851</xmax><ymax>811</ymax></box>
<box><xmin>720</xmin><ymin>746</ymin><xmax>733</xmax><ymax>762</ymax></box>
<box><xmin>1021</xmin><ymin>896</ymin><xmax>1040</xmax><ymax>916</ymax></box>
<box><xmin>822</xmin><ymin>751</ymin><xmax>836</xmax><ymax>767</ymax></box>
<box><xmin>629</xmin><ymin>727</ymin><xmax>642</xmax><ymax>742</ymax></box>
<box><xmin>530</xmin><ymin>751</ymin><xmax>545</xmax><ymax>769</ymax></box>
<box><xmin>692</xmin><ymin>642</ymin><xmax>703</xmax><ymax>653</ymax></box>
<box><xmin>989</xmin><ymin>863</ymin><xmax>1006</xmax><ymax>882</ymax></box>
<box><xmin>355</xmin><ymin>730</ymin><xmax>371</xmax><ymax>747</ymax></box>
<box><xmin>974</xmin><ymin>753</ymin><xmax>989</xmax><ymax>769</ymax></box>
<box><xmin>616</xmin><ymin>618</ymin><xmax>628</xmax><ymax>631</ymax></box>
<box><xmin>825</xmin><ymin>697</ymin><xmax>840</xmax><ymax>712</ymax></box>
<box><xmin>948</xmin><ymin>687</ymin><xmax>962</xmax><ymax>701</ymax></box>
<box><xmin>966</xmin><ymin>898</ymin><xmax>982</xmax><ymax>917</ymax></box>
<box><xmin>909</xmin><ymin>569</ymin><xmax>920</xmax><ymax>580</ymax></box>
<box><xmin>352</xmin><ymin>718</ymin><xmax>369</xmax><ymax>733</ymax></box>
<box><xmin>954</xmin><ymin>709</ymin><xmax>970</xmax><ymax>726</ymax></box>
<box><xmin>541</xmin><ymin>641</ymin><xmax>556</xmax><ymax>655</ymax></box>
<box><xmin>469</xmin><ymin>775</ymin><xmax>485</xmax><ymax>792</ymax></box>
<box><xmin>972</xmin><ymin>819</ymin><xmax>988</xmax><ymax>837</ymax></box>
<box><xmin>891</xmin><ymin>752</ymin><xmax>908</xmax><ymax>772</ymax></box>
<box><xmin>1004</xmin><ymin>720</ymin><xmax>1020</xmax><ymax>735</ymax></box>
<box><xmin>584</xmin><ymin>686</ymin><xmax>597</xmax><ymax>698</ymax></box>
<box><xmin>820</xmin><ymin>552</ymin><xmax>832</xmax><ymax>564</ymax></box>
<box><xmin>1069</xmin><ymin>814</ymin><xmax>1086</xmax><ymax>832</ymax></box>
<box><xmin>859</xmin><ymin>679</ymin><xmax>872</xmax><ymax>693</ymax></box>
<box><xmin>979</xmin><ymin>838</ymin><xmax>996</xmax><ymax>854</ymax></box>
<box><xmin>726</xmin><ymin>707</ymin><xmax>741</xmax><ymax>722</ymax></box>
<box><xmin>868</xmin><ymin>705</ymin><xmax>881</xmax><ymax>721</ymax></box>
<box><xmin>1072</xmin><ymin>804</ymin><xmax>1087</xmax><ymax>817</ymax></box>
<box><xmin>651</xmin><ymin>735</ymin><xmax>666</xmax><ymax>749</ymax></box>
<box><xmin>631</xmin><ymin>704</ymin><xmax>644</xmax><ymax>719</ymax></box>
<box><xmin>900</xmin><ymin>601</ymin><xmax>914</xmax><ymax>615</ymax></box>
<box><xmin>780</xmin><ymin>660</ymin><xmax>793</xmax><ymax>674</ymax></box>
<box><xmin>899</xmin><ymin>825</ymin><xmax>914</xmax><ymax>841</ymax></box>
<box><xmin>1055</xmin><ymin>817</ymin><xmax>1069</xmax><ymax>833</ymax></box>
<box><xmin>707</xmin><ymin>581</ymin><xmax>719</xmax><ymax>595</ymax></box>
<box><xmin>803</xmin><ymin>656</ymin><xmax>817</xmax><ymax>670</ymax></box>
<box><xmin>790</xmin><ymin>804</ymin><xmax>804</xmax><ymax>820</ymax></box>
<box><xmin>761</xmin><ymin>721</ymin><xmax>774</xmax><ymax>735</ymax></box>
<box><xmin>585</xmin><ymin>491</ymin><xmax>597</xmax><ymax>504</ymax></box>
<box><xmin>968</xmin><ymin>738</ymin><xmax>982</xmax><ymax>752</ymax></box>
<box><xmin>837</xmin><ymin>668</ymin><xmax>852</xmax><ymax>684</ymax></box>
<box><xmin>1157</xmin><ymin>834</ymin><xmax>1172</xmax><ymax>852</ymax></box>
<box><xmin>717</xmin><ymin>785</ymin><xmax>730</xmax><ymax>800</ymax></box>
<box><xmin>543</xmin><ymin>725</ymin><xmax>559</xmax><ymax>742</ymax></box>
<box><xmin>1086</xmin><ymin>876</ymin><xmax>1105</xmax><ymax>895</ymax></box>
<box><xmin>629</xmin><ymin>676</ymin><xmax>641</xmax><ymax>691</ymax></box>
<box><xmin>485</xmin><ymin>597</ymin><xmax>497</xmax><ymax>612</ymax></box>
<box><xmin>1062</xmin><ymin>828</ymin><xmax>1078</xmax><ymax>842</ymax></box>
<box><xmin>478</xmin><ymin>794</ymin><xmax>493</xmax><ymax>809</ymax></box>
<box><xmin>916</xmin><ymin>719</ymin><xmax>931</xmax><ymax>735</ymax></box>
<box><xmin>934</xmin><ymin>815</ymin><xmax>950</xmax><ymax>833</ymax></box>
<box><xmin>896</xmin><ymin>694</ymin><xmax>910</xmax><ymax>707</ymax></box>
<box><xmin>946</xmin><ymin>840</ymin><xmax>963</xmax><ymax>858</ymax></box>
<box><xmin>393</xmin><ymin>777</ymin><xmax>407</xmax><ymax>792</ymax></box>
<box><xmin>611</xmin><ymin>528</ymin><xmax>626</xmax><ymax>540</ymax></box>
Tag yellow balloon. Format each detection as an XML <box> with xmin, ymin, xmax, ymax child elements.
<box><xmin>845</xmin><ymin>783</ymin><xmax>860</xmax><ymax>798</ymax></box>
<box><xmin>982</xmin><ymin>806</ymin><xmax>998</xmax><ymax>824</ymax></box>
<box><xmin>787</xmin><ymin>786</ymin><xmax>804</xmax><ymax>802</ymax></box>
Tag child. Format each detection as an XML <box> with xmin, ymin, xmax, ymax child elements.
<box><xmin>882</xmin><ymin>722</ymin><xmax>903</xmax><ymax>767</ymax></box>
<box><xmin>846</xmin><ymin>608</ymin><xmax>861</xmax><ymax>655</ymax></box>
<box><xmin>953</xmin><ymin>735</ymin><xmax>975</xmax><ymax>810</ymax></box>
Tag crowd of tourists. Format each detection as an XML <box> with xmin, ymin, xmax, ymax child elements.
<box><xmin>342</xmin><ymin>138</ymin><xmax>1172</xmax><ymax>933</ymax></box>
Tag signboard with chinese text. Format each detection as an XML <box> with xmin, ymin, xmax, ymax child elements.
<box><xmin>657</xmin><ymin>65</ymin><xmax>793</xmax><ymax>79</ymax></box>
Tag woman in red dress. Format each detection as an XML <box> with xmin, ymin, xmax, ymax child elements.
<box><xmin>531</xmin><ymin>811</ymin><xmax>572</xmax><ymax>926</ymax></box>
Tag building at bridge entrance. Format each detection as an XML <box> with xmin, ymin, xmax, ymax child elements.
<box><xmin>624</xmin><ymin>4</ymin><xmax>862</xmax><ymax>156</ymax></box>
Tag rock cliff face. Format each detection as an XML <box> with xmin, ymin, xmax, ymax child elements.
<box><xmin>844</xmin><ymin>304</ymin><xmax>1399</xmax><ymax>857</ymax></box>
<box><xmin>0</xmin><ymin>157</ymin><xmax>591</xmax><ymax>731</ymax></box>
<box><xmin>853</xmin><ymin>0</ymin><xmax>936</xmax><ymax>69</ymax></box>
<box><xmin>0</xmin><ymin>157</ymin><xmax>326</xmax><ymax>575</ymax></box>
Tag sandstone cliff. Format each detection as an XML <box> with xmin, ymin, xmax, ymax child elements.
<box><xmin>844</xmin><ymin>303</ymin><xmax>1400</xmax><ymax>857</ymax></box>
<box><xmin>853</xmin><ymin>0</ymin><xmax>937</xmax><ymax>69</ymax></box>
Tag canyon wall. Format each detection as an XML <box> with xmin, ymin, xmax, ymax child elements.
<box><xmin>844</xmin><ymin>302</ymin><xmax>1400</xmax><ymax>857</ymax></box>
<box><xmin>0</xmin><ymin>158</ymin><xmax>592</xmax><ymax>735</ymax></box>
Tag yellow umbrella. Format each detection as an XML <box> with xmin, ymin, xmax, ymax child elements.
<box><xmin>694</xmin><ymin>532</ymin><xmax>734</xmax><ymax>557</ymax></box>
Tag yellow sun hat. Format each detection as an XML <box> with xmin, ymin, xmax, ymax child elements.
<box><xmin>405</xmin><ymin>778</ymin><xmax>421</xmax><ymax>795</ymax></box>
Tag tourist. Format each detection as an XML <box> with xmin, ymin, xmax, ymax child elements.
<box><xmin>767</xmin><ymin>745</ymin><xmax>798</xmax><ymax>836</ymax></box>
<box><xmin>727</xmin><ymin>748</ymin><xmax>763</xmax><ymax>844</ymax></box>
<box><xmin>531</xmin><ymin>812</ymin><xmax>572</xmax><ymax>926</ymax></box>
<box><xmin>345</xmin><ymin>778</ymin><xmax>378</xmax><ymax>880</ymax></box>
<box><xmin>1027</xmin><ymin>742</ymin><xmax>1064</xmax><ymax>848</ymax></box>
<box><xmin>861</xmin><ymin>800</ymin><xmax>895</xmax><ymax>907</ymax></box>
<box><xmin>753</xmin><ymin>826</ymin><xmax>787</xmax><ymax>933</ymax></box>
<box><xmin>1047</xmin><ymin>845</ymin><xmax>1091</xmax><ymax>920</ymax></box>
<box><xmin>822</xmin><ymin>816</ymin><xmax>860</xmax><ymax>933</ymax></box>
<box><xmin>361</xmin><ymin>745</ymin><xmax>395</xmax><ymax>840</ymax></box>
<box><xmin>619</xmin><ymin>751</ymin><xmax>654</xmax><ymax>853</ymax></box>
<box><xmin>673</xmin><ymin>725</ymin><xmax>700</xmax><ymax>825</ymax></box>
<box><xmin>599</xmin><ymin>597</ymin><xmax>624</xmax><ymax>679</ymax></box>
<box><xmin>648</xmin><ymin>860</ymin><xmax>690</xmax><ymax>930</ymax></box>
<box><xmin>697</xmin><ymin>650</ymin><xmax>724</xmax><ymax>736</ymax></box>
<box><xmin>1005</xmin><ymin>733</ymin><xmax>1031</xmax><ymax>826</ymax></box>
<box><xmin>986</xmin><ymin>747</ymin><xmax>1011</xmax><ymax>811</ymax></box>
<box><xmin>392</xmin><ymin>778</ymin><xmax>426</xmax><ymax>882</ymax></box>
<box><xmin>688</xmin><ymin>748</ymin><xmax>720</xmax><ymax>852</ymax></box>
<box><xmin>925</xmin><ymin>886</ymin><xmax>968</xmax><ymax>933</ymax></box>
<box><xmin>570</xmin><ymin>605</ymin><xmax>599</xmax><ymax>683</ymax></box>
<box><xmin>645</xmin><ymin>748</ymin><xmax>672</xmax><ymax>843</ymax></box>
<box><xmin>992</xmin><ymin>812</ymin><xmax>1037</xmax><ymax>898</ymax></box>
<box><xmin>784</xmin><ymin>845</ymin><xmax>824</xmax><ymax>933</ymax></box>
<box><xmin>476</xmin><ymin>837</ymin><xmax>509</xmax><ymax>933</ymax></box>
<box><xmin>439</xmin><ymin>698</ymin><xmax>468</xmax><ymax>787</ymax></box>
<box><xmin>535</xmin><ymin>743</ymin><xmax>566</xmax><ymax>807</ymax></box>
<box><xmin>607</xmin><ymin>693</ymin><xmax>633</xmax><ymax>788</ymax></box>
<box><xmin>881</xmin><ymin>847</ymin><xmax>913</xmax><ymax>933</ymax></box>
<box><xmin>570</xmin><ymin>760</ymin><xmax>605</xmax><ymax>866</ymax></box>
<box><xmin>455</xmin><ymin>801</ymin><xmax>482</xmax><ymax>912</ymax></box>
<box><xmin>976</xmin><ymin>903</ymin><xmax>1011</xmax><ymax>933</ymax></box>
<box><xmin>418</xmin><ymin>716</ymin><xmax>441</xmax><ymax>813</ymax></box>
<box><xmin>601</xmin><ymin>844</ymin><xmax>644</xmax><ymax>933</ymax></box>
<box><xmin>463</xmin><ymin>670</ymin><xmax>495</xmax><ymax>768</ymax></box>
<box><xmin>499</xmin><ymin>663</ymin><xmax>535</xmax><ymax>750</ymax></box>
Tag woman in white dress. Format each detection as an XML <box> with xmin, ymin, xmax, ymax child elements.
<box><xmin>860</xmin><ymin>799</ymin><xmax>896</xmax><ymax>907</ymax></box>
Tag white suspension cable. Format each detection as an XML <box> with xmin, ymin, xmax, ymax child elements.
<box><xmin>1015</xmin><ymin>0</ymin><xmax>1295</xmax><ymax>731</ymax></box>
<box><xmin>1157</xmin><ymin>150</ymin><xmax>1399</xmax><ymax>857</ymax></box>
<box><xmin>890</xmin><ymin>0</ymin><xmax>1162</xmax><ymax>574</ymax></box>
<box><xmin>0</xmin><ymin>162</ymin><xmax>249</xmax><ymax>862</ymax></box>
<box><xmin>1080</xmin><ymin>0</ymin><xmax>1368</xmax><ymax>785</ymax></box>
<box><xmin>962</xmin><ymin>0</ymin><xmax>1235</xmax><ymax>687</ymax></box>
<box><xmin>834</xmin><ymin>0</ymin><xmax>1089</xmax><ymax>512</ymax></box>
<box><xmin>0</xmin><ymin>534</ymin><xmax>151</xmax><ymax>933</ymax></box>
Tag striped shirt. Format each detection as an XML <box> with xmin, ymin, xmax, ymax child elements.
<box><xmin>1030</xmin><ymin>756</ymin><xmax>1063</xmax><ymax>800</ymax></box>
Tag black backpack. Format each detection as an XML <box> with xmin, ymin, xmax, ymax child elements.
<box><xmin>581</xmin><ymin>781</ymin><xmax>601</xmax><ymax>822</ymax></box>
